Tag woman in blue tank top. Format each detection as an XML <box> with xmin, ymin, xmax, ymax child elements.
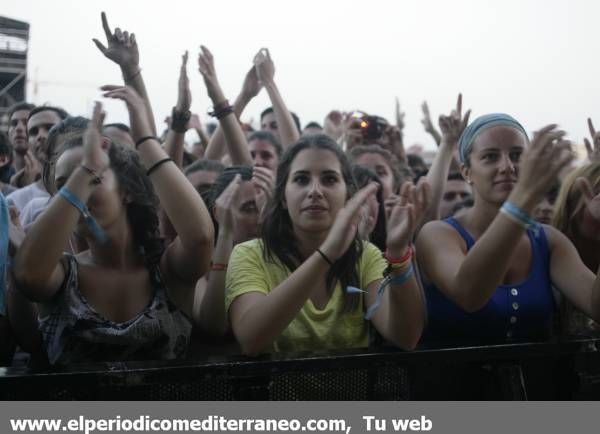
<box><xmin>416</xmin><ymin>113</ymin><xmax>600</xmax><ymax>344</ymax></box>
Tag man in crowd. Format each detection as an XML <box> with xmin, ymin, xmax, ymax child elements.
<box><xmin>6</xmin><ymin>106</ymin><xmax>68</xmax><ymax>216</ymax></box>
<box><xmin>6</xmin><ymin>102</ymin><xmax>35</xmax><ymax>188</ymax></box>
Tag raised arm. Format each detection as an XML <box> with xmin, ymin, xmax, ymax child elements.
<box><xmin>13</xmin><ymin>103</ymin><xmax>110</xmax><ymax>301</ymax></box>
<box><xmin>204</xmin><ymin>63</ymin><xmax>261</xmax><ymax>162</ymax></box>
<box><xmin>163</xmin><ymin>51</ymin><xmax>192</xmax><ymax>169</ymax></box>
<box><xmin>102</xmin><ymin>85</ymin><xmax>213</xmax><ymax>310</ymax></box>
<box><xmin>424</xmin><ymin>94</ymin><xmax>470</xmax><ymax>221</ymax></box>
<box><xmin>198</xmin><ymin>46</ymin><xmax>253</xmax><ymax>167</ymax></box>
<box><xmin>417</xmin><ymin>125</ymin><xmax>573</xmax><ymax>311</ymax></box>
<box><xmin>194</xmin><ymin>175</ymin><xmax>242</xmax><ymax>336</ymax></box>
<box><xmin>254</xmin><ymin>48</ymin><xmax>300</xmax><ymax>148</ymax></box>
<box><xmin>93</xmin><ymin>11</ymin><xmax>156</xmax><ymax>134</ymax></box>
<box><xmin>584</xmin><ymin>117</ymin><xmax>600</xmax><ymax>163</ymax></box>
<box><xmin>365</xmin><ymin>180</ymin><xmax>430</xmax><ymax>349</ymax></box>
<box><xmin>421</xmin><ymin>101</ymin><xmax>442</xmax><ymax>147</ymax></box>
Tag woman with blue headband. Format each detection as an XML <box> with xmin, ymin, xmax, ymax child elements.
<box><xmin>416</xmin><ymin>113</ymin><xmax>600</xmax><ymax>343</ymax></box>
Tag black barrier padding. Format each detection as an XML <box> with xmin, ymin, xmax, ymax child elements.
<box><xmin>0</xmin><ymin>337</ymin><xmax>599</xmax><ymax>400</ymax></box>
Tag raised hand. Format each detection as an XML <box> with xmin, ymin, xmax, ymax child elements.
<box><xmin>576</xmin><ymin>177</ymin><xmax>600</xmax><ymax>221</ymax></box>
<box><xmin>240</xmin><ymin>64</ymin><xmax>262</xmax><ymax>99</ymax></box>
<box><xmin>511</xmin><ymin>124</ymin><xmax>574</xmax><ymax>210</ymax></box>
<box><xmin>214</xmin><ymin>174</ymin><xmax>242</xmax><ymax>231</ymax></box>
<box><xmin>386</xmin><ymin>179</ymin><xmax>431</xmax><ymax>255</ymax></box>
<box><xmin>92</xmin><ymin>12</ymin><xmax>139</xmax><ymax>73</ymax></box>
<box><xmin>343</xmin><ymin>112</ymin><xmax>365</xmax><ymax>150</ymax></box>
<box><xmin>395</xmin><ymin>97</ymin><xmax>405</xmax><ymax>131</ymax></box>
<box><xmin>584</xmin><ymin>118</ymin><xmax>600</xmax><ymax>162</ymax></box>
<box><xmin>252</xmin><ymin>166</ymin><xmax>274</xmax><ymax>216</ymax></box>
<box><xmin>253</xmin><ymin>48</ymin><xmax>275</xmax><ymax>86</ymax></box>
<box><xmin>323</xmin><ymin>110</ymin><xmax>344</xmax><ymax>140</ymax></box>
<box><xmin>438</xmin><ymin>94</ymin><xmax>471</xmax><ymax>148</ymax></box>
<box><xmin>320</xmin><ymin>183</ymin><xmax>379</xmax><ymax>261</ymax></box>
<box><xmin>187</xmin><ymin>113</ymin><xmax>202</xmax><ymax>131</ymax></box>
<box><xmin>198</xmin><ymin>45</ymin><xmax>225</xmax><ymax>104</ymax></box>
<box><xmin>101</xmin><ymin>85</ymin><xmax>152</xmax><ymax>140</ymax></box>
<box><xmin>382</xmin><ymin>125</ymin><xmax>405</xmax><ymax>162</ymax></box>
<box><xmin>82</xmin><ymin>102</ymin><xmax>110</xmax><ymax>174</ymax></box>
<box><xmin>176</xmin><ymin>51</ymin><xmax>191</xmax><ymax>112</ymax></box>
<box><xmin>421</xmin><ymin>101</ymin><xmax>442</xmax><ymax>146</ymax></box>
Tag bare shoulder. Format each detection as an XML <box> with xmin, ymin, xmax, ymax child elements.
<box><xmin>540</xmin><ymin>224</ymin><xmax>571</xmax><ymax>249</ymax></box>
<box><xmin>417</xmin><ymin>220</ymin><xmax>467</xmax><ymax>253</ymax></box>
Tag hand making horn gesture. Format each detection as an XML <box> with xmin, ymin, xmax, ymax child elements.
<box><xmin>439</xmin><ymin>93</ymin><xmax>471</xmax><ymax>148</ymax></box>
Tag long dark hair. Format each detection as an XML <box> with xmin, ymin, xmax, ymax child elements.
<box><xmin>261</xmin><ymin>134</ymin><xmax>362</xmax><ymax>313</ymax></box>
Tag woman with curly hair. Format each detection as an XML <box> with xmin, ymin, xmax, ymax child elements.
<box><xmin>13</xmin><ymin>89</ymin><xmax>214</xmax><ymax>365</ymax></box>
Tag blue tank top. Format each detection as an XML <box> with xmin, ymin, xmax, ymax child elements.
<box><xmin>422</xmin><ymin>217</ymin><xmax>554</xmax><ymax>344</ymax></box>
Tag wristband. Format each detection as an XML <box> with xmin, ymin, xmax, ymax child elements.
<box><xmin>58</xmin><ymin>187</ymin><xmax>107</xmax><ymax>243</ymax></box>
<box><xmin>210</xmin><ymin>263</ymin><xmax>227</xmax><ymax>271</ymax></box>
<box><xmin>209</xmin><ymin>105</ymin><xmax>234</xmax><ymax>120</ymax></box>
<box><xmin>365</xmin><ymin>263</ymin><xmax>414</xmax><ymax>320</ymax></box>
<box><xmin>500</xmin><ymin>201</ymin><xmax>541</xmax><ymax>235</ymax></box>
<box><xmin>135</xmin><ymin>136</ymin><xmax>160</xmax><ymax>150</ymax></box>
<box><xmin>384</xmin><ymin>246</ymin><xmax>412</xmax><ymax>264</ymax></box>
<box><xmin>171</xmin><ymin>107</ymin><xmax>191</xmax><ymax>133</ymax></box>
<box><xmin>123</xmin><ymin>68</ymin><xmax>142</xmax><ymax>82</ymax></box>
<box><xmin>316</xmin><ymin>248</ymin><xmax>333</xmax><ymax>266</ymax></box>
<box><xmin>146</xmin><ymin>158</ymin><xmax>173</xmax><ymax>177</ymax></box>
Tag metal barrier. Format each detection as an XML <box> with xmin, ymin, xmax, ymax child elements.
<box><xmin>0</xmin><ymin>337</ymin><xmax>599</xmax><ymax>400</ymax></box>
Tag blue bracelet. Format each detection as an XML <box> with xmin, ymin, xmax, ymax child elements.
<box><xmin>500</xmin><ymin>201</ymin><xmax>541</xmax><ymax>236</ymax></box>
<box><xmin>364</xmin><ymin>263</ymin><xmax>414</xmax><ymax>320</ymax></box>
<box><xmin>58</xmin><ymin>187</ymin><xmax>107</xmax><ymax>244</ymax></box>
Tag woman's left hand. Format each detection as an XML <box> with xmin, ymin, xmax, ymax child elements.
<box><xmin>577</xmin><ymin>177</ymin><xmax>600</xmax><ymax>221</ymax></box>
<box><xmin>176</xmin><ymin>51</ymin><xmax>191</xmax><ymax>112</ymax></box>
<box><xmin>82</xmin><ymin>102</ymin><xmax>110</xmax><ymax>174</ymax></box>
<box><xmin>386</xmin><ymin>179</ymin><xmax>431</xmax><ymax>256</ymax></box>
<box><xmin>101</xmin><ymin>85</ymin><xmax>152</xmax><ymax>140</ymax></box>
<box><xmin>252</xmin><ymin>166</ymin><xmax>275</xmax><ymax>217</ymax></box>
<box><xmin>198</xmin><ymin>45</ymin><xmax>226</xmax><ymax>104</ymax></box>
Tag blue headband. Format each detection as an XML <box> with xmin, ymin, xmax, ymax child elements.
<box><xmin>458</xmin><ymin>113</ymin><xmax>529</xmax><ymax>164</ymax></box>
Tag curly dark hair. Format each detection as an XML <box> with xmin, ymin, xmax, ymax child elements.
<box><xmin>46</xmin><ymin>122</ymin><xmax>163</xmax><ymax>267</ymax></box>
<box><xmin>261</xmin><ymin>134</ymin><xmax>362</xmax><ymax>313</ymax></box>
<box><xmin>108</xmin><ymin>144</ymin><xmax>163</xmax><ymax>267</ymax></box>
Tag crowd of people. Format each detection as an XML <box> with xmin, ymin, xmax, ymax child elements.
<box><xmin>0</xmin><ymin>12</ymin><xmax>599</xmax><ymax>368</ymax></box>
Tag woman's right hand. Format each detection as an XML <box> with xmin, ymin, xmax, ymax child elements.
<box><xmin>510</xmin><ymin>124</ymin><xmax>573</xmax><ymax>211</ymax></box>
<box><xmin>198</xmin><ymin>45</ymin><xmax>226</xmax><ymax>104</ymax></box>
<box><xmin>320</xmin><ymin>183</ymin><xmax>379</xmax><ymax>261</ymax></box>
<box><xmin>438</xmin><ymin>93</ymin><xmax>471</xmax><ymax>149</ymax></box>
<box><xmin>81</xmin><ymin>102</ymin><xmax>110</xmax><ymax>175</ymax></box>
<box><xmin>214</xmin><ymin>174</ymin><xmax>242</xmax><ymax>231</ymax></box>
<box><xmin>93</xmin><ymin>12</ymin><xmax>139</xmax><ymax>74</ymax></box>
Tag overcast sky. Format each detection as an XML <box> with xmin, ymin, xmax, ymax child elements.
<box><xmin>3</xmin><ymin>0</ymin><xmax>600</xmax><ymax>151</ymax></box>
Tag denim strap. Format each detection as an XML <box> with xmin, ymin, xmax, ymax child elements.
<box><xmin>58</xmin><ymin>187</ymin><xmax>107</xmax><ymax>243</ymax></box>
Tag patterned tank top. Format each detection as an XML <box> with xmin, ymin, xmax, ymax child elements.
<box><xmin>39</xmin><ymin>254</ymin><xmax>191</xmax><ymax>365</ymax></box>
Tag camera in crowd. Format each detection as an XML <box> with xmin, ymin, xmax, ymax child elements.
<box><xmin>356</xmin><ymin>113</ymin><xmax>388</xmax><ymax>141</ymax></box>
